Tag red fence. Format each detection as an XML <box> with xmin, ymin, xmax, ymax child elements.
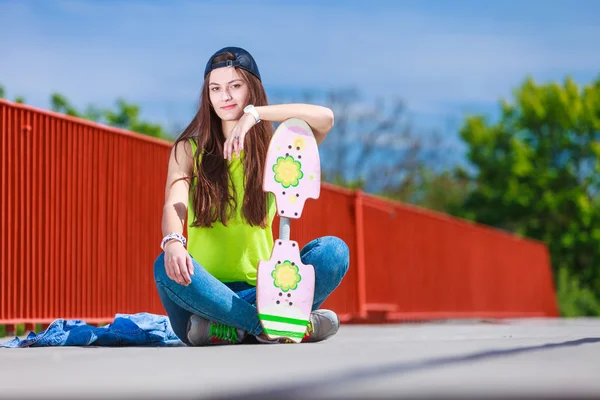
<box><xmin>0</xmin><ymin>99</ymin><xmax>559</xmax><ymax>330</ymax></box>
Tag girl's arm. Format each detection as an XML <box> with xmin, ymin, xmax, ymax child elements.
<box><xmin>161</xmin><ymin>140</ymin><xmax>195</xmax><ymax>285</ymax></box>
<box><xmin>162</xmin><ymin>140</ymin><xmax>192</xmax><ymax>240</ymax></box>
<box><xmin>254</xmin><ymin>103</ymin><xmax>334</xmax><ymax>145</ymax></box>
<box><xmin>225</xmin><ymin>103</ymin><xmax>334</xmax><ymax>160</ymax></box>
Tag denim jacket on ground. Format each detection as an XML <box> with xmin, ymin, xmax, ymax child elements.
<box><xmin>0</xmin><ymin>313</ymin><xmax>184</xmax><ymax>348</ymax></box>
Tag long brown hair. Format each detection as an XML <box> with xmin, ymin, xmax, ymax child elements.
<box><xmin>173</xmin><ymin>52</ymin><xmax>272</xmax><ymax>228</ymax></box>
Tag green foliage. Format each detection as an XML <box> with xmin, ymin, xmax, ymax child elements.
<box><xmin>1</xmin><ymin>84</ymin><xmax>170</xmax><ymax>139</ymax></box>
<box><xmin>456</xmin><ymin>75</ymin><xmax>600</xmax><ymax>316</ymax></box>
<box><xmin>380</xmin><ymin>166</ymin><xmax>472</xmax><ymax>214</ymax></box>
<box><xmin>556</xmin><ymin>267</ymin><xmax>600</xmax><ymax>317</ymax></box>
<box><xmin>50</xmin><ymin>93</ymin><xmax>169</xmax><ymax>139</ymax></box>
<box><xmin>1</xmin><ymin>85</ymin><xmax>27</xmax><ymax>104</ymax></box>
<box><xmin>329</xmin><ymin>173</ymin><xmax>366</xmax><ymax>190</ymax></box>
<box><xmin>0</xmin><ymin>324</ymin><xmax>26</xmax><ymax>338</ymax></box>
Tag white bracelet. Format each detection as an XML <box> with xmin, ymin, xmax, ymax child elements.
<box><xmin>243</xmin><ymin>104</ymin><xmax>261</xmax><ymax>123</ymax></box>
<box><xmin>161</xmin><ymin>233</ymin><xmax>187</xmax><ymax>251</ymax></box>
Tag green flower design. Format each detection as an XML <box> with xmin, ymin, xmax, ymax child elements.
<box><xmin>273</xmin><ymin>156</ymin><xmax>303</xmax><ymax>188</ymax></box>
<box><xmin>272</xmin><ymin>261</ymin><xmax>302</xmax><ymax>292</ymax></box>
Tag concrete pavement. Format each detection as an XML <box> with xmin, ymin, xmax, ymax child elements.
<box><xmin>1</xmin><ymin>318</ymin><xmax>599</xmax><ymax>399</ymax></box>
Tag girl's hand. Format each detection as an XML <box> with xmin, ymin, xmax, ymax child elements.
<box><xmin>224</xmin><ymin>112</ymin><xmax>256</xmax><ymax>161</ymax></box>
<box><xmin>164</xmin><ymin>241</ymin><xmax>194</xmax><ymax>286</ymax></box>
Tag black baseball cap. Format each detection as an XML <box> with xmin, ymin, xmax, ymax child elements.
<box><xmin>203</xmin><ymin>46</ymin><xmax>262</xmax><ymax>82</ymax></box>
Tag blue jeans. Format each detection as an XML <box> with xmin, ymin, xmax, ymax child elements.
<box><xmin>153</xmin><ymin>236</ymin><xmax>349</xmax><ymax>344</ymax></box>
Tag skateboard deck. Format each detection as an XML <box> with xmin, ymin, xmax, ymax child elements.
<box><xmin>256</xmin><ymin>118</ymin><xmax>321</xmax><ymax>343</ymax></box>
<box><xmin>263</xmin><ymin>118</ymin><xmax>321</xmax><ymax>219</ymax></box>
<box><xmin>256</xmin><ymin>239</ymin><xmax>315</xmax><ymax>342</ymax></box>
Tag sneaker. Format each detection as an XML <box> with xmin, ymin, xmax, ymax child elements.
<box><xmin>303</xmin><ymin>309</ymin><xmax>340</xmax><ymax>343</ymax></box>
<box><xmin>186</xmin><ymin>315</ymin><xmax>247</xmax><ymax>346</ymax></box>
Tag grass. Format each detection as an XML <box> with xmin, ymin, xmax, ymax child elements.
<box><xmin>0</xmin><ymin>324</ymin><xmax>46</xmax><ymax>338</ymax></box>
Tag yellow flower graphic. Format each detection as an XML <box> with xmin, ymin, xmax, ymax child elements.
<box><xmin>272</xmin><ymin>261</ymin><xmax>301</xmax><ymax>292</ymax></box>
<box><xmin>273</xmin><ymin>156</ymin><xmax>303</xmax><ymax>188</ymax></box>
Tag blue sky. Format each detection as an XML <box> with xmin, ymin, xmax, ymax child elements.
<box><xmin>1</xmin><ymin>0</ymin><xmax>599</xmax><ymax>169</ymax></box>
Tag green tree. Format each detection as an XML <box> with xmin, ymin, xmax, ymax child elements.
<box><xmin>1</xmin><ymin>84</ymin><xmax>170</xmax><ymax>139</ymax></box>
<box><xmin>50</xmin><ymin>93</ymin><xmax>169</xmax><ymax>139</ymax></box>
<box><xmin>381</xmin><ymin>166</ymin><xmax>472</xmax><ymax>213</ymax></box>
<box><xmin>0</xmin><ymin>85</ymin><xmax>27</xmax><ymax>104</ymax></box>
<box><xmin>456</xmin><ymin>75</ymin><xmax>600</xmax><ymax>316</ymax></box>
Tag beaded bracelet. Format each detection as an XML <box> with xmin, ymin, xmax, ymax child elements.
<box><xmin>160</xmin><ymin>233</ymin><xmax>187</xmax><ymax>251</ymax></box>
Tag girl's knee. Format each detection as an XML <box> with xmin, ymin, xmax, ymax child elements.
<box><xmin>323</xmin><ymin>236</ymin><xmax>349</xmax><ymax>263</ymax></box>
<box><xmin>314</xmin><ymin>236</ymin><xmax>350</xmax><ymax>279</ymax></box>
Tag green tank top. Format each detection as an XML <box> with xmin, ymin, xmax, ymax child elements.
<box><xmin>186</xmin><ymin>138</ymin><xmax>277</xmax><ymax>285</ymax></box>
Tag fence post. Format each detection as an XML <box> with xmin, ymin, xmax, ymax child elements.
<box><xmin>354</xmin><ymin>190</ymin><xmax>367</xmax><ymax>319</ymax></box>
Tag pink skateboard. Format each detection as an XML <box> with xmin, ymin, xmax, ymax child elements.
<box><xmin>256</xmin><ymin>118</ymin><xmax>321</xmax><ymax>343</ymax></box>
